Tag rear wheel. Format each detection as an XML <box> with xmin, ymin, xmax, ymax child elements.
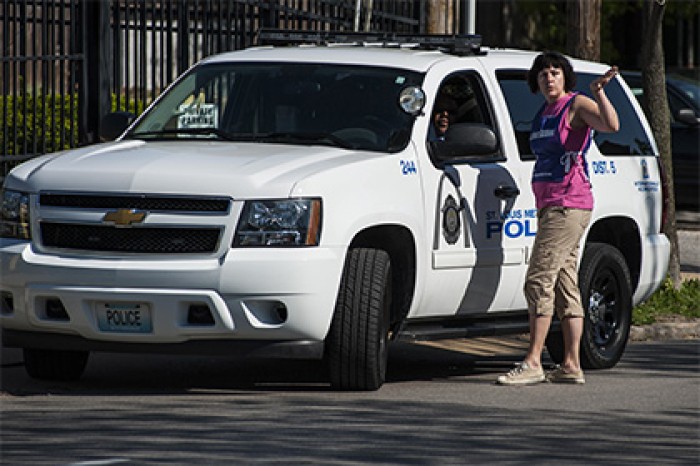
<box><xmin>23</xmin><ymin>348</ymin><xmax>89</xmax><ymax>381</ymax></box>
<box><xmin>545</xmin><ymin>243</ymin><xmax>632</xmax><ymax>369</ymax></box>
<box><xmin>326</xmin><ymin>248</ymin><xmax>391</xmax><ymax>391</ymax></box>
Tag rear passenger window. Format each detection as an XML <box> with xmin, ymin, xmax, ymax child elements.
<box><xmin>496</xmin><ymin>70</ymin><xmax>655</xmax><ymax>159</ymax></box>
<box><xmin>494</xmin><ymin>72</ymin><xmax>543</xmax><ymax>160</ymax></box>
<box><xmin>576</xmin><ymin>73</ymin><xmax>655</xmax><ymax>155</ymax></box>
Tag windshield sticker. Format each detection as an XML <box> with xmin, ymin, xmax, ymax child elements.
<box><xmin>177</xmin><ymin>93</ymin><xmax>219</xmax><ymax>129</ymax></box>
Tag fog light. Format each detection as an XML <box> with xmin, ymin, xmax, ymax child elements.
<box><xmin>45</xmin><ymin>298</ymin><xmax>69</xmax><ymax>321</ymax></box>
<box><xmin>0</xmin><ymin>291</ymin><xmax>14</xmax><ymax>315</ymax></box>
<box><xmin>275</xmin><ymin>304</ymin><xmax>288</xmax><ymax>323</ymax></box>
<box><xmin>187</xmin><ymin>304</ymin><xmax>215</xmax><ymax>325</ymax></box>
<box><xmin>242</xmin><ymin>300</ymin><xmax>288</xmax><ymax>327</ymax></box>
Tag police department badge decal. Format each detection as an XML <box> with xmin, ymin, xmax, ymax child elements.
<box><xmin>442</xmin><ymin>195</ymin><xmax>461</xmax><ymax>245</ymax></box>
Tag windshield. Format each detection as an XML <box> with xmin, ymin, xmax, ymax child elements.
<box><xmin>129</xmin><ymin>62</ymin><xmax>424</xmax><ymax>152</ymax></box>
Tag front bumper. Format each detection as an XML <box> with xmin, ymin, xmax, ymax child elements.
<box><xmin>1</xmin><ymin>329</ymin><xmax>325</xmax><ymax>358</ymax></box>
<box><xmin>0</xmin><ymin>241</ymin><xmax>345</xmax><ymax>352</ymax></box>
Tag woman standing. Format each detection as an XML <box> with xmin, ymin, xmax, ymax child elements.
<box><xmin>497</xmin><ymin>52</ymin><xmax>619</xmax><ymax>385</ymax></box>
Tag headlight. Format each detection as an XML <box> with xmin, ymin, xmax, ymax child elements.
<box><xmin>234</xmin><ymin>198</ymin><xmax>321</xmax><ymax>247</ymax></box>
<box><xmin>1</xmin><ymin>190</ymin><xmax>31</xmax><ymax>240</ymax></box>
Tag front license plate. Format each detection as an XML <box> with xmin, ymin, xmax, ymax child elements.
<box><xmin>97</xmin><ymin>302</ymin><xmax>152</xmax><ymax>333</ymax></box>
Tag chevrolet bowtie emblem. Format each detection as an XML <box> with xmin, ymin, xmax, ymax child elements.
<box><xmin>102</xmin><ymin>209</ymin><xmax>147</xmax><ymax>226</ymax></box>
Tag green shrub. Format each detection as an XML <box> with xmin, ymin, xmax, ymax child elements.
<box><xmin>0</xmin><ymin>94</ymin><xmax>79</xmax><ymax>156</ymax></box>
<box><xmin>633</xmin><ymin>278</ymin><xmax>700</xmax><ymax>325</ymax></box>
<box><xmin>112</xmin><ymin>94</ymin><xmax>146</xmax><ymax>115</ymax></box>
<box><xmin>1</xmin><ymin>93</ymin><xmax>146</xmax><ymax>158</ymax></box>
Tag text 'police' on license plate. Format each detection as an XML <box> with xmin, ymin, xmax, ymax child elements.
<box><xmin>97</xmin><ymin>302</ymin><xmax>152</xmax><ymax>333</ymax></box>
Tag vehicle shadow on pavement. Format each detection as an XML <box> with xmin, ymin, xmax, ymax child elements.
<box><xmin>619</xmin><ymin>339</ymin><xmax>700</xmax><ymax>378</ymax></box>
<box><xmin>0</xmin><ymin>340</ymin><xmax>530</xmax><ymax>396</ymax></box>
<box><xmin>3</xmin><ymin>375</ymin><xmax>698</xmax><ymax>466</ymax></box>
<box><xmin>4</xmin><ymin>339</ymin><xmax>695</xmax><ymax>396</ymax></box>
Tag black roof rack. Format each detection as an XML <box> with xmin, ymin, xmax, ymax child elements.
<box><xmin>256</xmin><ymin>29</ymin><xmax>485</xmax><ymax>57</ymax></box>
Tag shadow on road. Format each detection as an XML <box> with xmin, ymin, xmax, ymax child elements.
<box><xmin>2</xmin><ymin>341</ymin><xmax>698</xmax><ymax>465</ymax></box>
<box><xmin>0</xmin><ymin>341</ymin><xmax>528</xmax><ymax>396</ymax></box>
<box><xmin>2</xmin><ymin>339</ymin><xmax>698</xmax><ymax>396</ymax></box>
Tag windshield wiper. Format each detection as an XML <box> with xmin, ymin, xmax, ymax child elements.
<box><xmin>129</xmin><ymin>129</ymin><xmax>356</xmax><ymax>149</ymax></box>
<box><xmin>129</xmin><ymin>127</ymin><xmax>238</xmax><ymax>141</ymax></box>
<box><xmin>250</xmin><ymin>132</ymin><xmax>353</xmax><ymax>149</ymax></box>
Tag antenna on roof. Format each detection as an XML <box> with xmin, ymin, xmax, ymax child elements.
<box><xmin>255</xmin><ymin>29</ymin><xmax>484</xmax><ymax>57</ymax></box>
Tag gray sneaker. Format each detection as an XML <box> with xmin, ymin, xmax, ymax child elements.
<box><xmin>546</xmin><ymin>366</ymin><xmax>585</xmax><ymax>384</ymax></box>
<box><xmin>496</xmin><ymin>362</ymin><xmax>545</xmax><ymax>386</ymax></box>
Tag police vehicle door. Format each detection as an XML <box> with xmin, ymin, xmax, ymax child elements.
<box><xmin>421</xmin><ymin>69</ymin><xmax>535</xmax><ymax>317</ymax></box>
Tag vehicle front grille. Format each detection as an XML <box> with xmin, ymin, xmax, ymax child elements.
<box><xmin>39</xmin><ymin>194</ymin><xmax>230</xmax><ymax>212</ymax></box>
<box><xmin>40</xmin><ymin>223</ymin><xmax>221</xmax><ymax>254</ymax></box>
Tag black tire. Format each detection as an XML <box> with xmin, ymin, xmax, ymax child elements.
<box><xmin>546</xmin><ymin>243</ymin><xmax>632</xmax><ymax>369</ymax></box>
<box><xmin>23</xmin><ymin>348</ymin><xmax>89</xmax><ymax>381</ymax></box>
<box><xmin>326</xmin><ymin>248</ymin><xmax>392</xmax><ymax>391</ymax></box>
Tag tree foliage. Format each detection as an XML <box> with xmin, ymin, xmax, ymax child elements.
<box><xmin>512</xmin><ymin>0</ymin><xmax>698</xmax><ymax>66</ymax></box>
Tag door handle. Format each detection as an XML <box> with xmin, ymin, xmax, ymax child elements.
<box><xmin>494</xmin><ymin>185</ymin><xmax>520</xmax><ymax>199</ymax></box>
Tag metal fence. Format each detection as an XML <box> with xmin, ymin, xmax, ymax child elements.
<box><xmin>1</xmin><ymin>0</ymin><xmax>423</xmax><ymax>179</ymax></box>
<box><xmin>1</xmin><ymin>0</ymin><xmax>83</xmax><ymax>170</ymax></box>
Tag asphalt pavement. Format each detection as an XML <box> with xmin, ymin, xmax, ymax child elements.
<box><xmin>0</xmin><ymin>340</ymin><xmax>698</xmax><ymax>465</ymax></box>
<box><xmin>679</xmin><ymin>227</ymin><xmax>700</xmax><ymax>276</ymax></box>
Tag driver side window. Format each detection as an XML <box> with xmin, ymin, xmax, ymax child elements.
<box><xmin>428</xmin><ymin>71</ymin><xmax>501</xmax><ymax>163</ymax></box>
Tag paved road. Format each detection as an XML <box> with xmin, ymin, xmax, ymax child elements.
<box><xmin>678</xmin><ymin>209</ymin><xmax>699</xmax><ymax>276</ymax></box>
<box><xmin>679</xmin><ymin>228</ymin><xmax>700</xmax><ymax>274</ymax></box>
<box><xmin>1</xmin><ymin>339</ymin><xmax>698</xmax><ymax>465</ymax></box>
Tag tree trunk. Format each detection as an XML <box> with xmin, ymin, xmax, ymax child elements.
<box><xmin>566</xmin><ymin>0</ymin><xmax>601</xmax><ymax>60</ymax></box>
<box><xmin>641</xmin><ymin>0</ymin><xmax>681</xmax><ymax>289</ymax></box>
<box><xmin>427</xmin><ymin>0</ymin><xmax>453</xmax><ymax>34</ymax></box>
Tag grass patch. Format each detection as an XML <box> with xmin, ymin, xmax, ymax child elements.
<box><xmin>632</xmin><ymin>278</ymin><xmax>700</xmax><ymax>325</ymax></box>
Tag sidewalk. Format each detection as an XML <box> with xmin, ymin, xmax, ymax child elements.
<box><xmin>630</xmin><ymin>268</ymin><xmax>700</xmax><ymax>342</ymax></box>
<box><xmin>630</xmin><ymin>321</ymin><xmax>700</xmax><ymax>341</ymax></box>
<box><xmin>630</xmin><ymin>223</ymin><xmax>700</xmax><ymax>341</ymax></box>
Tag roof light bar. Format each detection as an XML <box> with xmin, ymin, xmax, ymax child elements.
<box><xmin>256</xmin><ymin>29</ymin><xmax>484</xmax><ymax>56</ymax></box>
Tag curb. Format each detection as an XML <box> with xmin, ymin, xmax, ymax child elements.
<box><xmin>630</xmin><ymin>322</ymin><xmax>700</xmax><ymax>342</ymax></box>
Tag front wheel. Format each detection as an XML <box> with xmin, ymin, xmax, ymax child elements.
<box><xmin>326</xmin><ymin>248</ymin><xmax>392</xmax><ymax>391</ymax></box>
<box><xmin>546</xmin><ymin>242</ymin><xmax>632</xmax><ymax>369</ymax></box>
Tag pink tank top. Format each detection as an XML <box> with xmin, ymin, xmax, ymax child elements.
<box><xmin>532</xmin><ymin>93</ymin><xmax>594</xmax><ymax>210</ymax></box>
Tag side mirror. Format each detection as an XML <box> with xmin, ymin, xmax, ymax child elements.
<box><xmin>100</xmin><ymin>111</ymin><xmax>135</xmax><ymax>141</ymax></box>
<box><xmin>432</xmin><ymin>123</ymin><xmax>499</xmax><ymax>162</ymax></box>
<box><xmin>676</xmin><ymin>108</ymin><xmax>700</xmax><ymax>126</ymax></box>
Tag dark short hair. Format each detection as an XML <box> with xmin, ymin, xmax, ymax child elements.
<box><xmin>526</xmin><ymin>51</ymin><xmax>576</xmax><ymax>94</ymax></box>
<box><xmin>434</xmin><ymin>95</ymin><xmax>458</xmax><ymax>113</ymax></box>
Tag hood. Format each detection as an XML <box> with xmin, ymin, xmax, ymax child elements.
<box><xmin>9</xmin><ymin>140</ymin><xmax>375</xmax><ymax>198</ymax></box>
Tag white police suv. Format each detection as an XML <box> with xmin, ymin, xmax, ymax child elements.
<box><xmin>0</xmin><ymin>32</ymin><xmax>670</xmax><ymax>390</ymax></box>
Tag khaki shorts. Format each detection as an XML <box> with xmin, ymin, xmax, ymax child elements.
<box><xmin>524</xmin><ymin>206</ymin><xmax>592</xmax><ymax>319</ymax></box>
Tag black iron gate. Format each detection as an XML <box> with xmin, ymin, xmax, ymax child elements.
<box><xmin>1</xmin><ymin>0</ymin><xmax>83</xmax><ymax>174</ymax></box>
<box><xmin>1</xmin><ymin>0</ymin><xmax>422</xmax><ymax>180</ymax></box>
